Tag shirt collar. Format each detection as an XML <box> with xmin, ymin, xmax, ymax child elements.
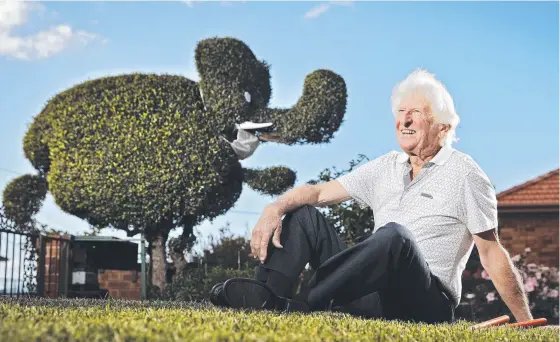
<box><xmin>396</xmin><ymin>145</ymin><xmax>455</xmax><ymax>166</ymax></box>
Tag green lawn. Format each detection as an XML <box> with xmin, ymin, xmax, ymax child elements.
<box><xmin>0</xmin><ymin>298</ymin><xmax>557</xmax><ymax>341</ymax></box>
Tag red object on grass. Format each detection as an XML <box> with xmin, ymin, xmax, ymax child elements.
<box><xmin>471</xmin><ymin>315</ymin><xmax>511</xmax><ymax>329</ymax></box>
<box><xmin>508</xmin><ymin>318</ymin><xmax>548</xmax><ymax>328</ymax></box>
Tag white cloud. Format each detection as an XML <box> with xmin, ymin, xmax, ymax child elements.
<box><xmin>304</xmin><ymin>3</ymin><xmax>330</xmax><ymax>19</ymax></box>
<box><xmin>304</xmin><ymin>0</ymin><xmax>353</xmax><ymax>20</ymax></box>
<box><xmin>0</xmin><ymin>0</ymin><xmax>104</xmax><ymax>61</ymax></box>
<box><xmin>181</xmin><ymin>0</ymin><xmax>195</xmax><ymax>7</ymax></box>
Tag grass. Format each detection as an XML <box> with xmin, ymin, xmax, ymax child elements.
<box><xmin>0</xmin><ymin>298</ymin><xmax>557</xmax><ymax>341</ymax></box>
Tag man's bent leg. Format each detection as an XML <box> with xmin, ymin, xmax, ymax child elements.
<box><xmin>255</xmin><ymin>205</ymin><xmax>347</xmax><ymax>297</ymax></box>
<box><xmin>306</xmin><ymin>222</ymin><xmax>454</xmax><ymax>323</ymax></box>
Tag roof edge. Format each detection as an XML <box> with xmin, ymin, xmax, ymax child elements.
<box><xmin>497</xmin><ymin>168</ymin><xmax>559</xmax><ymax>201</ymax></box>
<box><xmin>498</xmin><ymin>203</ymin><xmax>559</xmax><ymax>214</ymax></box>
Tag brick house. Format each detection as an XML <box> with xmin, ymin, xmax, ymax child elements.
<box><xmin>497</xmin><ymin>169</ymin><xmax>559</xmax><ymax>267</ymax></box>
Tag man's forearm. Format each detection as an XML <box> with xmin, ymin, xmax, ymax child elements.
<box><xmin>485</xmin><ymin>247</ymin><xmax>533</xmax><ymax>322</ymax></box>
<box><xmin>268</xmin><ymin>184</ymin><xmax>321</xmax><ymax>215</ymax></box>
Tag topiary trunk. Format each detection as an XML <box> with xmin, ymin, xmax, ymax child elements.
<box><xmin>150</xmin><ymin>228</ymin><xmax>170</xmax><ymax>291</ymax></box>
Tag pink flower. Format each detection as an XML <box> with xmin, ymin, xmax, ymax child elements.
<box><xmin>512</xmin><ymin>255</ymin><xmax>521</xmax><ymax>262</ymax></box>
<box><xmin>525</xmin><ymin>247</ymin><xmax>531</xmax><ymax>252</ymax></box>
<box><xmin>525</xmin><ymin>282</ymin><xmax>535</xmax><ymax>293</ymax></box>
<box><xmin>536</xmin><ymin>272</ymin><xmax>542</xmax><ymax>280</ymax></box>
<box><xmin>525</xmin><ymin>277</ymin><xmax>538</xmax><ymax>290</ymax></box>
<box><xmin>481</xmin><ymin>270</ymin><xmax>491</xmax><ymax>280</ymax></box>
<box><xmin>548</xmin><ymin>289</ymin><xmax>559</xmax><ymax>298</ymax></box>
<box><xmin>486</xmin><ymin>292</ymin><xmax>497</xmax><ymax>302</ymax></box>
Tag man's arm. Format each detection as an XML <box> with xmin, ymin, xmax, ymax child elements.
<box><xmin>251</xmin><ymin>180</ymin><xmax>351</xmax><ymax>261</ymax></box>
<box><xmin>267</xmin><ymin>180</ymin><xmax>351</xmax><ymax>214</ymax></box>
<box><xmin>473</xmin><ymin>230</ymin><xmax>533</xmax><ymax>322</ymax></box>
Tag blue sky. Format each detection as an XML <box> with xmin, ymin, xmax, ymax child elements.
<box><xmin>0</xmin><ymin>1</ymin><xmax>558</xmax><ymax>253</ymax></box>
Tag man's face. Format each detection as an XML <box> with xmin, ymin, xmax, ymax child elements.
<box><xmin>395</xmin><ymin>94</ymin><xmax>443</xmax><ymax>156</ymax></box>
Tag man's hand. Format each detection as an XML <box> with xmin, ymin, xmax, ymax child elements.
<box><xmin>249</xmin><ymin>181</ymin><xmax>350</xmax><ymax>263</ymax></box>
<box><xmin>474</xmin><ymin>230</ymin><xmax>534</xmax><ymax>322</ymax></box>
<box><xmin>250</xmin><ymin>204</ymin><xmax>284</xmax><ymax>263</ymax></box>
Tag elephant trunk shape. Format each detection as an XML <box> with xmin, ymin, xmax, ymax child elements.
<box><xmin>258</xmin><ymin>69</ymin><xmax>347</xmax><ymax>145</ymax></box>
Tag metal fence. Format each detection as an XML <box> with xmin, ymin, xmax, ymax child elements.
<box><xmin>0</xmin><ymin>229</ymin><xmax>37</xmax><ymax>297</ymax></box>
<box><xmin>0</xmin><ymin>226</ymin><xmax>72</xmax><ymax>298</ymax></box>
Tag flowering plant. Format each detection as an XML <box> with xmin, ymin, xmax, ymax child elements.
<box><xmin>458</xmin><ymin>248</ymin><xmax>559</xmax><ymax>323</ymax></box>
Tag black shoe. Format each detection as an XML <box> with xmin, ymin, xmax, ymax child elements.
<box><xmin>220</xmin><ymin>277</ymin><xmax>310</xmax><ymax>313</ymax></box>
<box><xmin>209</xmin><ymin>282</ymin><xmax>228</xmax><ymax>307</ymax></box>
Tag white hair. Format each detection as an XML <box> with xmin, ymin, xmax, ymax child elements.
<box><xmin>391</xmin><ymin>68</ymin><xmax>460</xmax><ymax>147</ymax></box>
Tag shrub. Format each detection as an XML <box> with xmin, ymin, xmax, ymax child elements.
<box><xmin>458</xmin><ymin>248</ymin><xmax>559</xmax><ymax>324</ymax></box>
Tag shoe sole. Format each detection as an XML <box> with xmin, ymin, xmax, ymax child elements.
<box><xmin>221</xmin><ymin>278</ymin><xmax>310</xmax><ymax>313</ymax></box>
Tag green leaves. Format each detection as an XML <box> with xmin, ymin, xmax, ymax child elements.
<box><xmin>268</xmin><ymin>69</ymin><xmax>347</xmax><ymax>145</ymax></box>
<box><xmin>17</xmin><ymin>71</ymin><xmax>248</xmax><ymax>239</ymax></box>
<box><xmin>243</xmin><ymin>166</ymin><xmax>296</xmax><ymax>196</ymax></box>
<box><xmin>194</xmin><ymin>37</ymin><xmax>271</xmax><ymax>127</ymax></box>
<box><xmin>2</xmin><ymin>174</ymin><xmax>48</xmax><ymax>231</ymax></box>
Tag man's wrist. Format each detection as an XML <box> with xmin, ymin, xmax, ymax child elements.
<box><xmin>266</xmin><ymin>203</ymin><xmax>284</xmax><ymax>216</ymax></box>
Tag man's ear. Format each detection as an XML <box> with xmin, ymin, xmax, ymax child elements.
<box><xmin>439</xmin><ymin>123</ymin><xmax>451</xmax><ymax>133</ymax></box>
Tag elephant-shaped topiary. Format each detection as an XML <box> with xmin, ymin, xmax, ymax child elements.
<box><xmin>3</xmin><ymin>37</ymin><xmax>347</xmax><ymax>289</ymax></box>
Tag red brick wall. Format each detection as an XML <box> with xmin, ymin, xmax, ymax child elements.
<box><xmin>498</xmin><ymin>212</ymin><xmax>559</xmax><ymax>267</ymax></box>
<box><xmin>98</xmin><ymin>269</ymin><xmax>144</xmax><ymax>300</ymax></box>
<box><xmin>39</xmin><ymin>234</ymin><xmax>72</xmax><ymax>298</ymax></box>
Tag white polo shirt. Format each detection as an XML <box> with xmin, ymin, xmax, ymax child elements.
<box><xmin>336</xmin><ymin>146</ymin><xmax>498</xmax><ymax>306</ymax></box>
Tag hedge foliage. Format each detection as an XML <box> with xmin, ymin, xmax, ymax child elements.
<box><xmin>2</xmin><ymin>174</ymin><xmax>48</xmax><ymax>230</ymax></box>
<box><xmin>7</xmin><ymin>36</ymin><xmax>347</xmax><ymax>234</ymax></box>
<box><xmin>244</xmin><ymin>166</ymin><xmax>297</xmax><ymax>196</ymax></box>
<box><xmin>4</xmin><ymin>36</ymin><xmax>347</xmax><ymax>289</ymax></box>
<box><xmin>267</xmin><ymin>69</ymin><xmax>347</xmax><ymax>145</ymax></box>
<box><xmin>0</xmin><ymin>298</ymin><xmax>557</xmax><ymax>342</ymax></box>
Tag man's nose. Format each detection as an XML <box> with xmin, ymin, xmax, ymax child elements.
<box><xmin>404</xmin><ymin>119</ymin><xmax>413</xmax><ymax>128</ymax></box>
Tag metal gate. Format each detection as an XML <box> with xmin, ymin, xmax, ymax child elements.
<box><xmin>0</xmin><ymin>206</ymin><xmax>71</xmax><ymax>298</ymax></box>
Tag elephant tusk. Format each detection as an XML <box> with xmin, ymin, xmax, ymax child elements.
<box><xmin>257</xmin><ymin>132</ymin><xmax>283</xmax><ymax>143</ymax></box>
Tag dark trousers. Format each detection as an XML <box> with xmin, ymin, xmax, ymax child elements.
<box><xmin>257</xmin><ymin>205</ymin><xmax>455</xmax><ymax>324</ymax></box>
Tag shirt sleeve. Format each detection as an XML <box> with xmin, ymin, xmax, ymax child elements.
<box><xmin>335</xmin><ymin>154</ymin><xmax>389</xmax><ymax>208</ymax></box>
<box><xmin>462</xmin><ymin>165</ymin><xmax>499</xmax><ymax>235</ymax></box>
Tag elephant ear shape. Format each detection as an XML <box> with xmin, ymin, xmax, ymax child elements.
<box><xmin>243</xmin><ymin>166</ymin><xmax>296</xmax><ymax>196</ymax></box>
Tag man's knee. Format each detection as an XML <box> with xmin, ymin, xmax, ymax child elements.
<box><xmin>374</xmin><ymin>222</ymin><xmax>414</xmax><ymax>245</ymax></box>
<box><xmin>291</xmin><ymin>204</ymin><xmax>318</xmax><ymax>216</ymax></box>
<box><xmin>287</xmin><ymin>204</ymin><xmax>321</xmax><ymax>223</ymax></box>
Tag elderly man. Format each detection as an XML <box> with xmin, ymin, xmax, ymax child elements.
<box><xmin>209</xmin><ymin>69</ymin><xmax>533</xmax><ymax>324</ymax></box>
